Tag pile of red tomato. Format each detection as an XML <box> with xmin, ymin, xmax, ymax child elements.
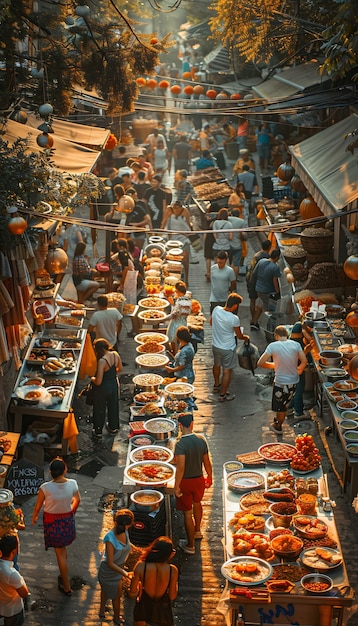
<box><xmin>290</xmin><ymin>434</ymin><xmax>321</xmax><ymax>472</ymax></box>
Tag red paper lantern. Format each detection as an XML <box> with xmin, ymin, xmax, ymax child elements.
<box><xmin>147</xmin><ymin>79</ymin><xmax>157</xmax><ymax>89</ymax></box>
<box><xmin>158</xmin><ymin>80</ymin><xmax>170</xmax><ymax>89</ymax></box>
<box><xmin>230</xmin><ymin>93</ymin><xmax>242</xmax><ymax>100</ymax></box>
<box><xmin>182</xmin><ymin>72</ymin><xmax>192</xmax><ymax>80</ymax></box>
<box><xmin>206</xmin><ymin>89</ymin><xmax>217</xmax><ymax>99</ymax></box>
<box><xmin>105</xmin><ymin>133</ymin><xmax>118</xmax><ymax>151</ymax></box>
<box><xmin>344</xmin><ymin>255</ymin><xmax>358</xmax><ymax>281</ymax></box>
<box><xmin>170</xmin><ymin>85</ymin><xmax>181</xmax><ymax>95</ymax></box>
<box><xmin>136</xmin><ymin>77</ymin><xmax>146</xmax><ymax>87</ymax></box>
<box><xmin>193</xmin><ymin>85</ymin><xmax>204</xmax><ymax>95</ymax></box>
<box><xmin>183</xmin><ymin>85</ymin><xmax>194</xmax><ymax>96</ymax></box>
<box><xmin>8</xmin><ymin>216</ymin><xmax>28</xmax><ymax>235</ymax></box>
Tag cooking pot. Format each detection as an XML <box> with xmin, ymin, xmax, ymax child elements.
<box><xmin>130</xmin><ymin>489</ymin><xmax>164</xmax><ymax>512</ymax></box>
<box><xmin>144</xmin><ymin>418</ymin><xmax>176</xmax><ymax>441</ymax></box>
<box><xmin>319</xmin><ymin>350</ymin><xmax>343</xmax><ymax>367</ymax></box>
<box><xmin>324</xmin><ymin>367</ymin><xmax>348</xmax><ymax>382</ymax></box>
<box><xmin>325</xmin><ymin>305</ymin><xmax>345</xmax><ymax>319</ymax></box>
<box><xmin>132</xmin><ymin>374</ymin><xmax>163</xmax><ymax>392</ymax></box>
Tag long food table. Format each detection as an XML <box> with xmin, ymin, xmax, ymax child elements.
<box><xmin>8</xmin><ymin>328</ymin><xmax>87</xmax><ymax>454</ymax></box>
<box><xmin>220</xmin><ymin>460</ymin><xmax>354</xmax><ymax>625</ymax></box>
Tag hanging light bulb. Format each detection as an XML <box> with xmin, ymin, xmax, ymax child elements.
<box><xmin>38</xmin><ymin>103</ymin><xmax>53</xmax><ymax>118</ymax></box>
<box><xmin>37</xmin><ymin>133</ymin><xmax>54</xmax><ymax>148</ymax></box>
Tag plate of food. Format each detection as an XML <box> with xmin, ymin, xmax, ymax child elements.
<box><xmin>239</xmin><ymin>491</ymin><xmax>271</xmax><ymax>514</ymax></box>
<box><xmin>293</xmin><ymin>515</ymin><xmax>328</xmax><ymax>539</ymax></box>
<box><xmin>135</xmin><ymin>354</ymin><xmax>169</xmax><ymax>368</ymax></box>
<box><xmin>138</xmin><ymin>297</ymin><xmax>169</xmax><ymax>309</ymax></box>
<box><xmin>129</xmin><ymin>445</ymin><xmax>174</xmax><ymax>464</ymax></box>
<box><xmin>135</xmin><ymin>333</ymin><xmax>168</xmax><ymax>345</ymax></box>
<box><xmin>258</xmin><ymin>443</ymin><xmax>296</xmax><ymax>463</ymax></box>
<box><xmin>131</xmin><ymin>403</ymin><xmax>166</xmax><ymax>418</ymax></box>
<box><xmin>136</xmin><ymin>342</ymin><xmax>166</xmax><ymax>354</ymax></box>
<box><xmin>333</xmin><ymin>380</ymin><xmax>358</xmax><ymax>392</ymax></box>
<box><xmin>226</xmin><ymin>471</ymin><xmax>265</xmax><ymax>493</ymax></box>
<box><xmin>138</xmin><ymin>309</ymin><xmax>168</xmax><ymax>322</ymax></box>
<box><xmin>164</xmin><ymin>382</ymin><xmax>194</xmax><ymax>398</ymax></box>
<box><xmin>15</xmin><ymin>385</ymin><xmax>50</xmax><ymax>405</ymax></box>
<box><xmin>229</xmin><ymin>512</ymin><xmax>266</xmax><ymax>533</ymax></box>
<box><xmin>266</xmin><ymin>579</ymin><xmax>295</xmax><ymax>593</ymax></box>
<box><xmin>46</xmin><ymin>386</ymin><xmax>65</xmax><ymax>404</ymax></box>
<box><xmin>132</xmin><ymin>374</ymin><xmax>163</xmax><ymax>391</ymax></box>
<box><xmin>26</xmin><ymin>349</ymin><xmax>49</xmax><ymax>365</ymax></box>
<box><xmin>134</xmin><ymin>392</ymin><xmax>160</xmax><ymax>405</ymax></box>
<box><xmin>300</xmin><ymin>547</ymin><xmax>342</xmax><ymax>571</ymax></box>
<box><xmin>124</xmin><ymin>461</ymin><xmax>175</xmax><ymax>486</ymax></box>
<box><xmin>229</xmin><ymin>530</ymin><xmax>275</xmax><ymax>560</ymax></box>
<box><xmin>221</xmin><ymin>556</ymin><xmax>272</xmax><ymax>586</ymax></box>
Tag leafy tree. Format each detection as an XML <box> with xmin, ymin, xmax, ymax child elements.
<box><xmin>0</xmin><ymin>0</ymin><xmax>172</xmax><ymax>116</ymax></box>
<box><xmin>320</xmin><ymin>0</ymin><xmax>358</xmax><ymax>81</ymax></box>
<box><xmin>209</xmin><ymin>0</ymin><xmax>337</xmax><ymax>67</ymax></box>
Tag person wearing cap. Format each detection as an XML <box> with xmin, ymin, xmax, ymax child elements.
<box><xmin>32</xmin><ymin>457</ymin><xmax>81</xmax><ymax>596</ymax></box>
<box><xmin>211</xmin><ymin>292</ymin><xmax>249</xmax><ymax>402</ymax></box>
<box><xmin>174</xmin><ymin>413</ymin><xmax>213</xmax><ymax>554</ymax></box>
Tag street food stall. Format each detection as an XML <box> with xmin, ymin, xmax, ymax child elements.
<box><xmin>8</xmin><ymin>327</ymin><xmax>87</xmax><ymax>455</ymax></box>
<box><xmin>219</xmin><ymin>438</ymin><xmax>354</xmax><ymax>625</ymax></box>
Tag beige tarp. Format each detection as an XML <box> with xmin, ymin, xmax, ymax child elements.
<box><xmin>253</xmin><ymin>60</ymin><xmax>326</xmax><ymax>101</ymax></box>
<box><xmin>3</xmin><ymin>119</ymin><xmax>100</xmax><ymax>173</ymax></box>
<box><xmin>289</xmin><ymin>113</ymin><xmax>358</xmax><ymax>215</ymax></box>
<box><xmin>25</xmin><ymin>113</ymin><xmax>110</xmax><ymax>149</ymax></box>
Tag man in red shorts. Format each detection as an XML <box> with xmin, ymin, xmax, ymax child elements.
<box><xmin>174</xmin><ymin>413</ymin><xmax>213</xmax><ymax>554</ymax></box>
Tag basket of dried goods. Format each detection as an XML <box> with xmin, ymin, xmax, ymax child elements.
<box><xmin>300</xmin><ymin>227</ymin><xmax>334</xmax><ymax>254</ymax></box>
<box><xmin>282</xmin><ymin>246</ymin><xmax>306</xmax><ymax>267</ymax></box>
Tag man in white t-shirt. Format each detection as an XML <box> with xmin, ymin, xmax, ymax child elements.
<box><xmin>0</xmin><ymin>534</ymin><xmax>29</xmax><ymax>626</ymax></box>
<box><xmin>257</xmin><ymin>325</ymin><xmax>307</xmax><ymax>434</ymax></box>
<box><xmin>209</xmin><ymin>250</ymin><xmax>236</xmax><ymax>313</ymax></box>
<box><xmin>211</xmin><ymin>293</ymin><xmax>249</xmax><ymax>402</ymax></box>
<box><xmin>88</xmin><ymin>295</ymin><xmax>123</xmax><ymax>350</ymax></box>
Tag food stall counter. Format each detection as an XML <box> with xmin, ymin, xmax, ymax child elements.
<box><xmin>220</xmin><ymin>460</ymin><xmax>354</xmax><ymax>626</ymax></box>
<box><xmin>8</xmin><ymin>328</ymin><xmax>87</xmax><ymax>454</ymax></box>
<box><xmin>0</xmin><ymin>432</ymin><xmax>21</xmax><ymax>487</ymax></box>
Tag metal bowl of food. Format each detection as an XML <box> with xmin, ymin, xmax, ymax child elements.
<box><xmin>301</xmin><ymin>573</ymin><xmax>333</xmax><ymax>595</ymax></box>
<box><xmin>21</xmin><ymin>377</ymin><xmax>45</xmax><ymax>387</ymax></box>
<box><xmin>325</xmin><ymin>305</ymin><xmax>345</xmax><ymax>319</ymax></box>
<box><xmin>130</xmin><ymin>434</ymin><xmax>156</xmax><ymax>448</ymax></box>
<box><xmin>343</xmin><ymin>429</ymin><xmax>358</xmax><ymax>444</ymax></box>
<box><xmin>319</xmin><ymin>350</ymin><xmax>343</xmax><ymax>367</ymax></box>
<box><xmin>42</xmin><ymin>357</ymin><xmax>64</xmax><ymax>375</ymax></box>
<box><xmin>223</xmin><ymin>461</ymin><xmax>244</xmax><ymax>474</ymax></box>
<box><xmin>124</xmin><ymin>461</ymin><xmax>175</xmax><ymax>486</ymax></box>
<box><xmin>164</xmin><ymin>382</ymin><xmax>195</xmax><ymax>399</ymax></box>
<box><xmin>337</xmin><ymin>400</ymin><xmax>358</xmax><ymax>412</ymax></box>
<box><xmin>271</xmin><ymin>535</ymin><xmax>303</xmax><ymax>560</ymax></box>
<box><xmin>130</xmin><ymin>489</ymin><xmax>164</xmax><ymax>512</ymax></box>
<box><xmin>132</xmin><ymin>374</ymin><xmax>163</xmax><ymax>392</ymax></box>
<box><xmin>144</xmin><ymin>418</ymin><xmax>176</xmax><ymax>441</ymax></box>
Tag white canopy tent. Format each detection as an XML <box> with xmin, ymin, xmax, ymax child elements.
<box><xmin>3</xmin><ymin>118</ymin><xmax>101</xmax><ymax>173</ymax></box>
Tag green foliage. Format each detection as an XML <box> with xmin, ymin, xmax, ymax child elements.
<box><xmin>0</xmin><ymin>0</ymin><xmax>172</xmax><ymax>115</ymax></box>
<box><xmin>320</xmin><ymin>0</ymin><xmax>358</xmax><ymax>81</ymax></box>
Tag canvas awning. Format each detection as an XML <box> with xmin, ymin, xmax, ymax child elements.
<box><xmin>25</xmin><ymin>113</ymin><xmax>110</xmax><ymax>149</ymax></box>
<box><xmin>253</xmin><ymin>60</ymin><xmax>327</xmax><ymax>101</ymax></box>
<box><xmin>3</xmin><ymin>119</ymin><xmax>100</xmax><ymax>174</ymax></box>
<box><xmin>289</xmin><ymin>113</ymin><xmax>358</xmax><ymax>215</ymax></box>
<box><xmin>204</xmin><ymin>45</ymin><xmax>231</xmax><ymax>73</ymax></box>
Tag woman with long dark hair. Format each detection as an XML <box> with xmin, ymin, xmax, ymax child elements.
<box><xmin>166</xmin><ymin>326</ymin><xmax>195</xmax><ymax>384</ymax></box>
<box><xmin>91</xmin><ymin>338</ymin><xmax>122</xmax><ymax>438</ymax></box>
<box><xmin>98</xmin><ymin>509</ymin><xmax>134</xmax><ymax>624</ymax></box>
<box><xmin>31</xmin><ymin>457</ymin><xmax>80</xmax><ymax>596</ymax></box>
<box><xmin>129</xmin><ymin>536</ymin><xmax>178</xmax><ymax>626</ymax></box>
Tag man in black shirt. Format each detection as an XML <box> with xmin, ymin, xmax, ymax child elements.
<box><xmin>173</xmin><ymin>134</ymin><xmax>192</xmax><ymax>172</ymax></box>
<box><xmin>143</xmin><ymin>175</ymin><xmax>167</xmax><ymax>230</ymax></box>
<box><xmin>133</xmin><ymin>170</ymin><xmax>151</xmax><ymax>199</ymax></box>
<box><xmin>125</xmin><ymin>187</ymin><xmax>152</xmax><ymax>249</ymax></box>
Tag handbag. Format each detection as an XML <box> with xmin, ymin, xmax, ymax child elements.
<box><xmin>78</xmin><ymin>382</ymin><xmax>95</xmax><ymax>405</ymax></box>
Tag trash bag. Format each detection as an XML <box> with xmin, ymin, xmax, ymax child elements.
<box><xmin>237</xmin><ymin>339</ymin><xmax>260</xmax><ymax>374</ymax></box>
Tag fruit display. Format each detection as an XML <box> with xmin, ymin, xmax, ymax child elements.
<box><xmin>290</xmin><ymin>434</ymin><xmax>321</xmax><ymax>472</ymax></box>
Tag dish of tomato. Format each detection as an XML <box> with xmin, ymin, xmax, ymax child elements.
<box><xmin>258</xmin><ymin>443</ymin><xmax>296</xmax><ymax>463</ymax></box>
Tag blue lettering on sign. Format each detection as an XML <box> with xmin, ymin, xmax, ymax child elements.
<box><xmin>258</xmin><ymin>603</ymin><xmax>299</xmax><ymax>625</ymax></box>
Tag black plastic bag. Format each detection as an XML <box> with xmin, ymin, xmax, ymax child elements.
<box><xmin>237</xmin><ymin>339</ymin><xmax>260</xmax><ymax>374</ymax></box>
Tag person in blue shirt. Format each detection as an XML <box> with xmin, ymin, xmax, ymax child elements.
<box><xmin>165</xmin><ymin>326</ymin><xmax>195</xmax><ymax>384</ymax></box>
<box><xmin>195</xmin><ymin>150</ymin><xmax>215</xmax><ymax>170</ymax></box>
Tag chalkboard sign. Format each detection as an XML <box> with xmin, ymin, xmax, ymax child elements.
<box><xmin>5</xmin><ymin>459</ymin><xmax>44</xmax><ymax>502</ymax></box>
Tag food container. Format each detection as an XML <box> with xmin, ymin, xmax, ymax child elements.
<box><xmin>42</xmin><ymin>357</ymin><xmax>65</xmax><ymax>375</ymax></box>
<box><xmin>124</xmin><ymin>460</ymin><xmax>175</xmax><ymax>486</ymax></box>
<box><xmin>301</xmin><ymin>573</ymin><xmax>333</xmax><ymax>595</ymax></box>
<box><xmin>297</xmin><ymin>493</ymin><xmax>317</xmax><ymax>515</ymax></box>
<box><xmin>15</xmin><ymin>385</ymin><xmax>49</xmax><ymax>405</ymax></box>
<box><xmin>305</xmin><ymin>311</ymin><xmax>327</xmax><ymax>323</ymax></box>
<box><xmin>346</xmin><ymin>443</ymin><xmax>358</xmax><ymax>457</ymax></box>
<box><xmin>20</xmin><ymin>377</ymin><xmax>45</xmax><ymax>387</ymax></box>
<box><xmin>130</xmin><ymin>489</ymin><xmax>164</xmax><ymax>512</ymax></box>
<box><xmin>135</xmin><ymin>333</ymin><xmax>168</xmax><ymax>345</ymax></box>
<box><xmin>130</xmin><ymin>434</ymin><xmax>156</xmax><ymax>448</ymax></box>
<box><xmin>319</xmin><ymin>350</ymin><xmax>343</xmax><ymax>367</ymax></box>
<box><xmin>46</xmin><ymin>386</ymin><xmax>65</xmax><ymax>404</ymax></box>
<box><xmin>337</xmin><ymin>400</ymin><xmax>358</xmax><ymax>412</ymax></box>
<box><xmin>270</xmin><ymin>535</ymin><xmax>303</xmax><ymax>560</ymax></box>
<box><xmin>132</xmin><ymin>374</ymin><xmax>163</xmax><ymax>392</ymax></box>
<box><xmin>144</xmin><ymin>418</ymin><xmax>176</xmax><ymax>440</ymax></box>
<box><xmin>341</xmin><ymin>410</ymin><xmax>358</xmax><ymax>421</ymax></box>
<box><xmin>135</xmin><ymin>354</ymin><xmax>169</xmax><ymax>369</ymax></box>
<box><xmin>343</xmin><ymin>430</ymin><xmax>358</xmax><ymax>444</ymax></box>
<box><xmin>164</xmin><ymin>382</ymin><xmax>195</xmax><ymax>399</ymax></box>
<box><xmin>325</xmin><ymin>367</ymin><xmax>348</xmax><ymax>382</ymax></box>
<box><xmin>339</xmin><ymin>419</ymin><xmax>358</xmax><ymax>432</ymax></box>
<box><xmin>325</xmin><ymin>305</ymin><xmax>345</xmax><ymax>318</ymax></box>
<box><xmin>130</xmin><ymin>445</ymin><xmax>174</xmax><ymax>464</ymax></box>
<box><xmin>136</xmin><ymin>343</ymin><xmax>165</xmax><ymax>354</ymax></box>
<box><xmin>293</xmin><ymin>515</ymin><xmax>328</xmax><ymax>539</ymax></box>
<box><xmin>269</xmin><ymin>502</ymin><xmax>297</xmax><ymax>528</ymax></box>
<box><xmin>223</xmin><ymin>461</ymin><xmax>244</xmax><ymax>474</ymax></box>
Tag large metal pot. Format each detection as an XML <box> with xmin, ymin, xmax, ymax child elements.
<box><xmin>144</xmin><ymin>417</ymin><xmax>176</xmax><ymax>440</ymax></box>
<box><xmin>130</xmin><ymin>489</ymin><xmax>164</xmax><ymax>512</ymax></box>
<box><xmin>132</xmin><ymin>374</ymin><xmax>163</xmax><ymax>392</ymax></box>
<box><xmin>319</xmin><ymin>350</ymin><xmax>343</xmax><ymax>367</ymax></box>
